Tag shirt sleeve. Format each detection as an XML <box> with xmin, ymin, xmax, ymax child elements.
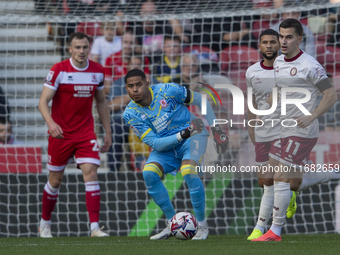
<box><xmin>43</xmin><ymin>63</ymin><xmax>60</xmax><ymax>90</ymax></box>
<box><xmin>246</xmin><ymin>69</ymin><xmax>252</xmax><ymax>90</ymax></box>
<box><xmin>165</xmin><ymin>83</ymin><xmax>188</xmax><ymax>104</ymax></box>
<box><xmin>142</xmin><ymin>129</ymin><xmax>180</xmax><ymax>151</ymax></box>
<box><xmin>307</xmin><ymin>61</ymin><xmax>328</xmax><ymax>87</ymax></box>
<box><xmin>123</xmin><ymin>112</ymin><xmax>152</xmax><ymax>141</ymax></box>
<box><xmin>96</xmin><ymin>65</ymin><xmax>105</xmax><ymax>90</ymax></box>
<box><xmin>123</xmin><ymin>110</ymin><xmax>180</xmax><ymax>151</ymax></box>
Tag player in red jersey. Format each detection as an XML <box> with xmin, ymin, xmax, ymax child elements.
<box><xmin>38</xmin><ymin>32</ymin><xmax>112</xmax><ymax>238</ymax></box>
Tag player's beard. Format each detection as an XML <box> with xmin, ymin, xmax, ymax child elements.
<box><xmin>134</xmin><ymin>98</ymin><xmax>143</xmax><ymax>104</ymax></box>
<box><xmin>262</xmin><ymin>51</ymin><xmax>278</xmax><ymax>60</ymax></box>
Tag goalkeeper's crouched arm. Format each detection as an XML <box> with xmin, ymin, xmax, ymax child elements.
<box><xmin>142</xmin><ymin>118</ymin><xmax>205</xmax><ymax>152</ymax></box>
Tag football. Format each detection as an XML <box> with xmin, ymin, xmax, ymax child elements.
<box><xmin>170</xmin><ymin>212</ymin><xmax>198</xmax><ymax>240</ymax></box>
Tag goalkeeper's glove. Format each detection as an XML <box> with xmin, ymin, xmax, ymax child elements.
<box><xmin>211</xmin><ymin>125</ymin><xmax>229</xmax><ymax>154</ymax></box>
<box><xmin>177</xmin><ymin>118</ymin><xmax>205</xmax><ymax>142</ymax></box>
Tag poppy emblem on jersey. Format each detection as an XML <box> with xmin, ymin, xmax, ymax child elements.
<box><xmin>92</xmin><ymin>74</ymin><xmax>98</xmax><ymax>83</ymax></box>
<box><xmin>160</xmin><ymin>98</ymin><xmax>169</xmax><ymax>109</ymax></box>
<box><xmin>130</xmin><ymin>125</ymin><xmax>140</xmax><ymax>136</ymax></box>
<box><xmin>290</xmin><ymin>67</ymin><xmax>297</xmax><ymax>76</ymax></box>
<box><xmin>46</xmin><ymin>71</ymin><xmax>54</xmax><ymax>81</ymax></box>
<box><xmin>316</xmin><ymin>67</ymin><xmax>326</xmax><ymax>78</ymax></box>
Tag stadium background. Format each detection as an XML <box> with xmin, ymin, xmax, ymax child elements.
<box><xmin>1</xmin><ymin>0</ymin><xmax>340</xmax><ymax>237</ymax></box>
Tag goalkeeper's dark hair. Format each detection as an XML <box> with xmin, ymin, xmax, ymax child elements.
<box><xmin>259</xmin><ymin>29</ymin><xmax>279</xmax><ymax>41</ymax></box>
<box><xmin>0</xmin><ymin>116</ymin><xmax>8</xmax><ymax>125</ymax></box>
<box><xmin>68</xmin><ymin>32</ymin><xmax>90</xmax><ymax>45</ymax></box>
<box><xmin>279</xmin><ymin>18</ymin><xmax>303</xmax><ymax>37</ymax></box>
<box><xmin>125</xmin><ymin>69</ymin><xmax>147</xmax><ymax>84</ymax></box>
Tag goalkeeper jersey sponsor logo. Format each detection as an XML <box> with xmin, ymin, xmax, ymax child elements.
<box><xmin>152</xmin><ymin>113</ymin><xmax>170</xmax><ymax>133</ymax></box>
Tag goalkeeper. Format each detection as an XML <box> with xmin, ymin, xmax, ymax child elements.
<box><xmin>123</xmin><ymin>69</ymin><xmax>228</xmax><ymax>240</ymax></box>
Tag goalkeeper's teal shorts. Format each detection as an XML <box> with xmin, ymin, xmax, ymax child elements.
<box><xmin>145</xmin><ymin>129</ymin><xmax>209</xmax><ymax>175</ymax></box>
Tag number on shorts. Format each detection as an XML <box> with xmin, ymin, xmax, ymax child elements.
<box><xmin>90</xmin><ymin>140</ymin><xmax>99</xmax><ymax>151</ymax></box>
<box><xmin>285</xmin><ymin>139</ymin><xmax>300</xmax><ymax>156</ymax></box>
<box><xmin>273</xmin><ymin>140</ymin><xmax>281</xmax><ymax>148</ymax></box>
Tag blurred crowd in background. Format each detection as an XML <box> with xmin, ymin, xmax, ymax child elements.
<box><xmin>2</xmin><ymin>0</ymin><xmax>340</xmax><ymax>171</ymax></box>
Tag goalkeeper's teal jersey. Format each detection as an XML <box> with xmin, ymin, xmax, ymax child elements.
<box><xmin>123</xmin><ymin>83</ymin><xmax>193</xmax><ymax>141</ymax></box>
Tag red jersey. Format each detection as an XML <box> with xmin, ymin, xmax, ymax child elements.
<box><xmin>104</xmin><ymin>51</ymin><xmax>150</xmax><ymax>81</ymax></box>
<box><xmin>44</xmin><ymin>58</ymin><xmax>104</xmax><ymax>138</ymax></box>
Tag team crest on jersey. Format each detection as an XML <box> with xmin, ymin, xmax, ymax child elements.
<box><xmin>159</xmin><ymin>98</ymin><xmax>169</xmax><ymax>109</ymax></box>
<box><xmin>130</xmin><ymin>125</ymin><xmax>140</xmax><ymax>136</ymax></box>
<box><xmin>92</xmin><ymin>74</ymin><xmax>98</xmax><ymax>83</ymax></box>
<box><xmin>46</xmin><ymin>71</ymin><xmax>54</xmax><ymax>81</ymax></box>
<box><xmin>290</xmin><ymin>67</ymin><xmax>297</xmax><ymax>76</ymax></box>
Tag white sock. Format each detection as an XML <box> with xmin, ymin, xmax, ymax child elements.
<box><xmin>272</xmin><ymin>181</ymin><xmax>290</xmax><ymax>236</ymax></box>
<box><xmin>40</xmin><ymin>218</ymin><xmax>51</xmax><ymax>228</ymax></box>
<box><xmin>256</xmin><ymin>185</ymin><xmax>274</xmax><ymax>233</ymax></box>
<box><xmin>91</xmin><ymin>222</ymin><xmax>99</xmax><ymax>231</ymax></box>
<box><xmin>270</xmin><ymin>224</ymin><xmax>282</xmax><ymax>236</ymax></box>
<box><xmin>297</xmin><ymin>170</ymin><xmax>332</xmax><ymax>191</ymax></box>
<box><xmin>45</xmin><ymin>181</ymin><xmax>60</xmax><ymax>195</ymax></box>
<box><xmin>254</xmin><ymin>225</ymin><xmax>265</xmax><ymax>233</ymax></box>
<box><xmin>198</xmin><ymin>219</ymin><xmax>207</xmax><ymax>227</ymax></box>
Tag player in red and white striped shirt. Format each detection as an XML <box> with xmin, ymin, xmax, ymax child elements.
<box><xmin>38</xmin><ymin>32</ymin><xmax>112</xmax><ymax>238</ymax></box>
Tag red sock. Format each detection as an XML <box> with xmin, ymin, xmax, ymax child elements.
<box><xmin>85</xmin><ymin>181</ymin><xmax>101</xmax><ymax>223</ymax></box>
<box><xmin>41</xmin><ymin>183</ymin><xmax>59</xmax><ymax>221</ymax></box>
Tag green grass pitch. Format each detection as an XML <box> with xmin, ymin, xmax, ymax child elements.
<box><xmin>1</xmin><ymin>234</ymin><xmax>339</xmax><ymax>255</ymax></box>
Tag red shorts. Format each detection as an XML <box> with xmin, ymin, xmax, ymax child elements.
<box><xmin>255</xmin><ymin>139</ymin><xmax>281</xmax><ymax>165</ymax></box>
<box><xmin>279</xmin><ymin>136</ymin><xmax>318</xmax><ymax>168</ymax></box>
<box><xmin>47</xmin><ymin>134</ymin><xmax>100</xmax><ymax>171</ymax></box>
